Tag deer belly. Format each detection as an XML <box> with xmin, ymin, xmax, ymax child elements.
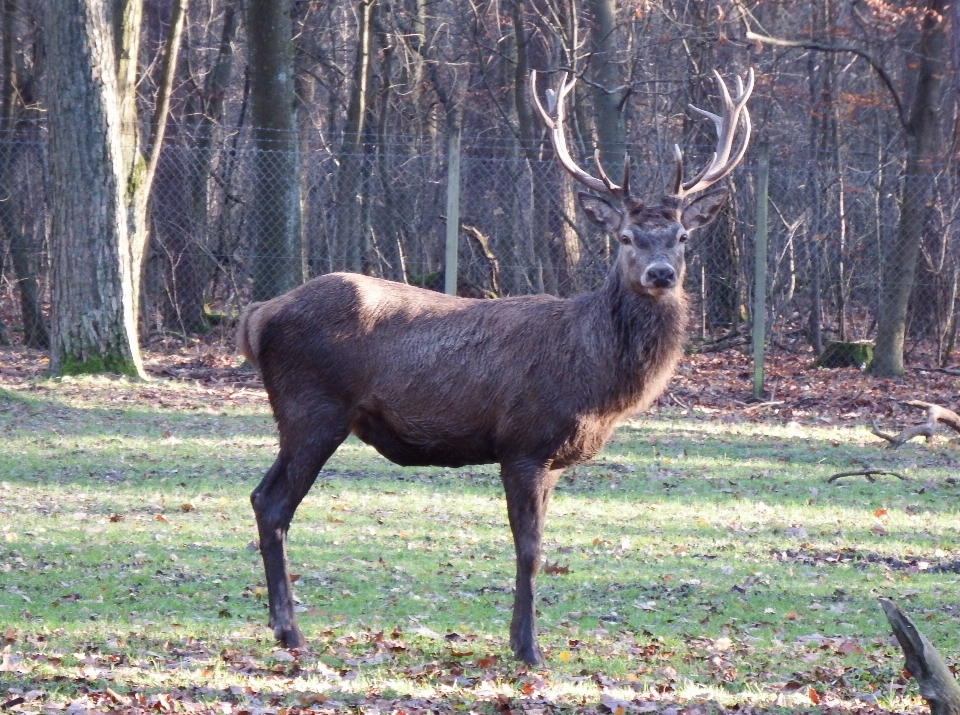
<box><xmin>350</xmin><ymin>411</ymin><xmax>497</xmax><ymax>468</ymax></box>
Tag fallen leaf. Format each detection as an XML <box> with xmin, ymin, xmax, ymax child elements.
<box><xmin>837</xmin><ymin>639</ymin><xmax>862</xmax><ymax>655</ymax></box>
<box><xmin>543</xmin><ymin>560</ymin><xmax>570</xmax><ymax>576</ymax></box>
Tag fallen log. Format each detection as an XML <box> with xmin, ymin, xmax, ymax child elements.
<box><xmin>879</xmin><ymin>597</ymin><xmax>960</xmax><ymax>715</ymax></box>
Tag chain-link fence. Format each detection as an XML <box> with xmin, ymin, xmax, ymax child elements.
<box><xmin>1</xmin><ymin>125</ymin><xmax>957</xmax><ymax>364</ymax></box>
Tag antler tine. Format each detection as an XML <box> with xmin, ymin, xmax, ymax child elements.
<box><xmin>529</xmin><ymin>70</ymin><xmax>556</xmax><ymax>130</ymax></box>
<box><xmin>529</xmin><ymin>70</ymin><xmax>617</xmax><ymax>197</ymax></box>
<box><xmin>593</xmin><ymin>149</ymin><xmax>619</xmax><ymax>193</ymax></box>
<box><xmin>621</xmin><ymin>150</ymin><xmax>630</xmax><ymax>198</ymax></box>
<box><xmin>672</xmin><ymin>68</ymin><xmax>754</xmax><ymax>199</ymax></box>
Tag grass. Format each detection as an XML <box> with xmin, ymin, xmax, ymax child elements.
<box><xmin>0</xmin><ymin>374</ymin><xmax>958</xmax><ymax>713</ymax></box>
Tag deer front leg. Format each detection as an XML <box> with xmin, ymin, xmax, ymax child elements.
<box><xmin>251</xmin><ymin>430</ymin><xmax>343</xmax><ymax>648</ymax></box>
<box><xmin>501</xmin><ymin>460</ymin><xmax>561</xmax><ymax>666</ymax></box>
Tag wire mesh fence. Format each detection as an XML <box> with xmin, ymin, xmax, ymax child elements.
<box><xmin>1</xmin><ymin>125</ymin><xmax>957</xmax><ymax>364</ymax></box>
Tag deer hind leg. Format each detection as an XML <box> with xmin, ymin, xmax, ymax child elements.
<box><xmin>251</xmin><ymin>408</ymin><xmax>347</xmax><ymax>648</ymax></box>
<box><xmin>501</xmin><ymin>460</ymin><xmax>561</xmax><ymax>666</ymax></box>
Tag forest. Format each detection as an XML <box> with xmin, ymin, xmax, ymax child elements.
<box><xmin>0</xmin><ymin>0</ymin><xmax>957</xmax><ymax>376</ymax></box>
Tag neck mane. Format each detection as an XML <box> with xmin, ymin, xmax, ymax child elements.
<box><xmin>588</xmin><ymin>268</ymin><xmax>689</xmax><ymax>412</ymax></box>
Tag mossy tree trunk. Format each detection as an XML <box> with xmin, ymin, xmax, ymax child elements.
<box><xmin>45</xmin><ymin>0</ymin><xmax>185</xmax><ymax>377</ymax></box>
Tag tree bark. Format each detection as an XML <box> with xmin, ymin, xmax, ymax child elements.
<box><xmin>585</xmin><ymin>0</ymin><xmax>624</xmax><ymax>183</ymax></box>
<box><xmin>247</xmin><ymin>0</ymin><xmax>300</xmax><ymax>300</ymax></box>
<box><xmin>511</xmin><ymin>0</ymin><xmax>558</xmax><ymax>294</ymax></box>
<box><xmin>871</xmin><ymin>0</ymin><xmax>948</xmax><ymax>376</ymax></box>
<box><xmin>880</xmin><ymin>598</ymin><xmax>960</xmax><ymax>715</ymax></box>
<box><xmin>160</xmin><ymin>3</ymin><xmax>238</xmax><ymax>333</ymax></box>
<box><xmin>45</xmin><ymin>0</ymin><xmax>185</xmax><ymax>376</ymax></box>
<box><xmin>0</xmin><ymin>0</ymin><xmax>47</xmax><ymax>348</ymax></box>
<box><xmin>46</xmin><ymin>0</ymin><xmax>143</xmax><ymax>375</ymax></box>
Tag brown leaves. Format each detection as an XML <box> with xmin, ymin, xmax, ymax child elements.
<box><xmin>542</xmin><ymin>560</ymin><xmax>570</xmax><ymax>576</ymax></box>
<box><xmin>0</xmin><ymin>647</ymin><xmax>31</xmax><ymax>674</ymax></box>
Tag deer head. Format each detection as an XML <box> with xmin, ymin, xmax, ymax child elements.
<box><xmin>530</xmin><ymin>69</ymin><xmax>754</xmax><ymax>297</ymax></box>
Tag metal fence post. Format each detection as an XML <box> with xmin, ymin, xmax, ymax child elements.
<box><xmin>752</xmin><ymin>142</ymin><xmax>770</xmax><ymax>400</ymax></box>
<box><xmin>444</xmin><ymin>115</ymin><xmax>462</xmax><ymax>296</ymax></box>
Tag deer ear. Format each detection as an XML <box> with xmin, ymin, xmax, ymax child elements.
<box><xmin>578</xmin><ymin>192</ymin><xmax>622</xmax><ymax>232</ymax></box>
<box><xmin>681</xmin><ymin>188</ymin><xmax>728</xmax><ymax>230</ymax></box>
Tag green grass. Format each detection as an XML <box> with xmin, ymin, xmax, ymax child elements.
<box><xmin>1</xmin><ymin>375</ymin><xmax>958</xmax><ymax>713</ymax></box>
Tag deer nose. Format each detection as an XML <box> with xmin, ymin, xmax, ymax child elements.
<box><xmin>645</xmin><ymin>264</ymin><xmax>677</xmax><ymax>288</ymax></box>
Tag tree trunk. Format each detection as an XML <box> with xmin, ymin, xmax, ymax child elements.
<box><xmin>46</xmin><ymin>0</ymin><xmax>142</xmax><ymax>375</ymax></box>
<box><xmin>46</xmin><ymin>0</ymin><xmax>185</xmax><ymax>376</ymax></box>
<box><xmin>247</xmin><ymin>0</ymin><xmax>300</xmax><ymax>300</ymax></box>
<box><xmin>679</xmin><ymin>0</ymin><xmax>739</xmax><ymax>328</ymax></box>
<box><xmin>1</xmin><ymin>0</ymin><xmax>47</xmax><ymax>348</ymax></box>
<box><xmin>160</xmin><ymin>3</ymin><xmax>238</xmax><ymax>333</ymax></box>
<box><xmin>585</xmin><ymin>0</ymin><xmax>624</xmax><ymax>182</ymax></box>
<box><xmin>871</xmin><ymin>0</ymin><xmax>948</xmax><ymax>376</ymax></box>
<box><xmin>511</xmin><ymin>0</ymin><xmax>557</xmax><ymax>294</ymax></box>
<box><xmin>334</xmin><ymin>0</ymin><xmax>374</xmax><ymax>274</ymax></box>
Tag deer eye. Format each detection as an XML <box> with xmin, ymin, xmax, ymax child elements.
<box><xmin>678</xmin><ymin>232</ymin><xmax>689</xmax><ymax>243</ymax></box>
<box><xmin>618</xmin><ymin>232</ymin><xmax>632</xmax><ymax>245</ymax></box>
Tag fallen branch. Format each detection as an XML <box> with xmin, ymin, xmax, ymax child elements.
<box><xmin>870</xmin><ymin>401</ymin><xmax>960</xmax><ymax>449</ymax></box>
<box><xmin>743</xmin><ymin>400</ymin><xmax>785</xmax><ymax>413</ymax></box>
<box><xmin>826</xmin><ymin>469</ymin><xmax>909</xmax><ymax>483</ymax></box>
<box><xmin>879</xmin><ymin>597</ymin><xmax>960</xmax><ymax>715</ymax></box>
<box><xmin>905</xmin><ymin>401</ymin><xmax>960</xmax><ymax>434</ymax></box>
<box><xmin>908</xmin><ymin>366</ymin><xmax>960</xmax><ymax>377</ymax></box>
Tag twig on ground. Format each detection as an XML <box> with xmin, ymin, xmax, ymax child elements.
<box><xmin>668</xmin><ymin>392</ymin><xmax>690</xmax><ymax>410</ymax></box>
<box><xmin>826</xmin><ymin>469</ymin><xmax>909</xmax><ymax>483</ymax></box>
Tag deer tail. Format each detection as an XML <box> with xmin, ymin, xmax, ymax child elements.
<box><xmin>237</xmin><ymin>301</ymin><xmax>267</xmax><ymax>369</ymax></box>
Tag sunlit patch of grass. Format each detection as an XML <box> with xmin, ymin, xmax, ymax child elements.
<box><xmin>0</xmin><ymin>376</ymin><xmax>955</xmax><ymax>713</ymax></box>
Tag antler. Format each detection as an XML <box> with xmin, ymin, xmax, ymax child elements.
<box><xmin>671</xmin><ymin>68</ymin><xmax>754</xmax><ymax>199</ymax></box>
<box><xmin>530</xmin><ymin>70</ymin><xmax>630</xmax><ymax>200</ymax></box>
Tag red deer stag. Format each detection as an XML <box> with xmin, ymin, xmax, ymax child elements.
<box><xmin>237</xmin><ymin>68</ymin><xmax>753</xmax><ymax>665</ymax></box>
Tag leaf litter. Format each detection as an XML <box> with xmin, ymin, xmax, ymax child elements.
<box><xmin>0</xmin><ymin>342</ymin><xmax>957</xmax><ymax>713</ymax></box>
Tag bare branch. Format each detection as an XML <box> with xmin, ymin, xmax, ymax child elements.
<box><xmin>742</xmin><ymin>29</ymin><xmax>908</xmax><ymax>129</ymax></box>
<box><xmin>144</xmin><ymin>0</ymin><xmax>188</xmax><ymax>197</ymax></box>
<box><xmin>826</xmin><ymin>469</ymin><xmax>909</xmax><ymax>483</ymax></box>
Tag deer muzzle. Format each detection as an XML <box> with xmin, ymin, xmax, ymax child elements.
<box><xmin>642</xmin><ymin>263</ymin><xmax>678</xmax><ymax>290</ymax></box>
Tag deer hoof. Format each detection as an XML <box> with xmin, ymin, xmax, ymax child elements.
<box><xmin>275</xmin><ymin>624</ymin><xmax>307</xmax><ymax>649</ymax></box>
<box><xmin>513</xmin><ymin>644</ymin><xmax>545</xmax><ymax>667</ymax></box>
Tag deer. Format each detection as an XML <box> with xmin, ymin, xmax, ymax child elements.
<box><xmin>237</xmin><ymin>68</ymin><xmax>753</xmax><ymax>666</ymax></box>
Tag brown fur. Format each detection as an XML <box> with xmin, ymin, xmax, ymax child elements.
<box><xmin>240</xmin><ymin>189</ymin><xmax>727</xmax><ymax>666</ymax></box>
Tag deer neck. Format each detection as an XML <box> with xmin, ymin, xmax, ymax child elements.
<box><xmin>581</xmin><ymin>268</ymin><xmax>688</xmax><ymax>409</ymax></box>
